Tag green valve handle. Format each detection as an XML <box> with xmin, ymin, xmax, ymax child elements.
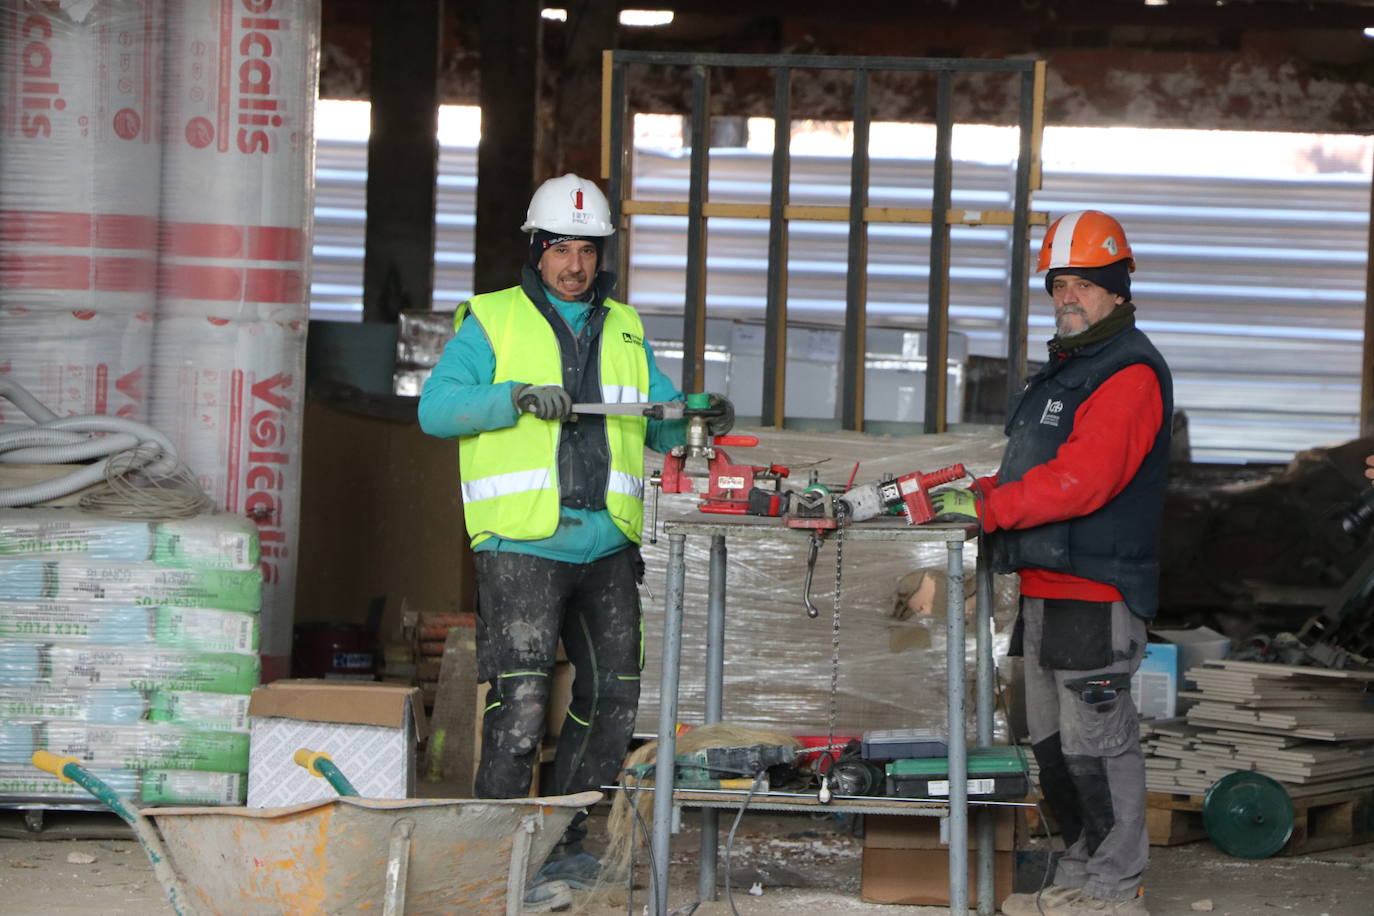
<box><xmin>293</xmin><ymin>748</ymin><xmax>360</xmax><ymax>797</ymax></box>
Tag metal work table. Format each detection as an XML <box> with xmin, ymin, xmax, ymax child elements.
<box><xmin>651</xmin><ymin>514</ymin><xmax>1003</xmax><ymax>915</ymax></box>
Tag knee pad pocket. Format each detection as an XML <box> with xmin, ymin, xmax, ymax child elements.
<box><xmin>487</xmin><ymin>673</ymin><xmax>551</xmax><ymax>757</ymax></box>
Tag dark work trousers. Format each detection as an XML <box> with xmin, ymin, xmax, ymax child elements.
<box><xmin>472</xmin><ymin>548</ymin><xmax>643</xmax><ymax>847</ymax></box>
<box><xmin>1022</xmin><ymin>596</ymin><xmax>1149</xmax><ymax>902</ymax></box>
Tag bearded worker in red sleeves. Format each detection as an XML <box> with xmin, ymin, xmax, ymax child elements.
<box><xmin>929</xmin><ymin>210</ymin><xmax>1173</xmax><ymax>916</ymax></box>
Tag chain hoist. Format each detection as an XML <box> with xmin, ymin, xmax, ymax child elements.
<box><xmin>817</xmin><ymin>512</ymin><xmax>845</xmax><ymax>804</ymax></box>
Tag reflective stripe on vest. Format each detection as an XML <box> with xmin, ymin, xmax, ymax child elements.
<box><xmin>460</xmin><ymin>467</ymin><xmax>554</xmax><ymax>505</ymax></box>
<box><xmin>457</xmin><ymin>285</ymin><xmax>649</xmax><ymax>546</ymax></box>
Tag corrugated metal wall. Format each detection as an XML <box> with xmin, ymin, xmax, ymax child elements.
<box><xmin>308</xmin><ymin>135</ymin><xmax>1371</xmax><ymax>463</ymax></box>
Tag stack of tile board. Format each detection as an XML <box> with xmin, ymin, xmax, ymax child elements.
<box><xmin>0</xmin><ymin>509</ymin><xmax>261</xmax><ymax>808</ymax></box>
<box><xmin>1142</xmin><ymin>660</ymin><xmax>1374</xmax><ymax>797</ymax></box>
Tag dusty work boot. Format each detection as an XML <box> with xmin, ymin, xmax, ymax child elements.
<box><xmin>532</xmin><ymin>846</ymin><xmax>602</xmax><ymax>890</ymax></box>
<box><xmin>521</xmin><ymin>877</ymin><xmax>573</xmax><ymax>913</ymax></box>
<box><xmin>1000</xmin><ymin>884</ymin><xmax>1083</xmax><ymax>915</ymax></box>
<box><xmin>1037</xmin><ymin>887</ymin><xmax>1148</xmax><ymax>916</ymax></box>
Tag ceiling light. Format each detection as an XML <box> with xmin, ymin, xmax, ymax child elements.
<box><xmin>1365</xmin><ymin>27</ymin><xmax>1374</xmax><ymax>38</ymax></box>
<box><xmin>542</xmin><ymin>9</ymin><xmax>674</xmax><ymax>26</ymax></box>
<box><xmin>621</xmin><ymin>10</ymin><xmax>674</xmax><ymax>26</ymax></box>
<box><xmin>1144</xmin><ymin>0</ymin><xmax>1168</xmax><ymax>5</ymax></box>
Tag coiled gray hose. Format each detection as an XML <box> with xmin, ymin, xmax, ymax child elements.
<box><xmin>0</xmin><ymin>378</ymin><xmax>204</xmax><ymax>514</ymax></box>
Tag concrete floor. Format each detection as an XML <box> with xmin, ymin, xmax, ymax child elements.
<box><xmin>1</xmin><ymin>805</ymin><xmax>1371</xmax><ymax>915</ymax></box>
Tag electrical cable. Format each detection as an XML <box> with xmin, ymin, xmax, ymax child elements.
<box><xmin>623</xmin><ymin>770</ymin><xmax>657</xmax><ymax>916</ymax></box>
<box><xmin>77</xmin><ymin>445</ymin><xmax>214</xmax><ymax>519</ymax></box>
<box><xmin>723</xmin><ymin>770</ymin><xmax>767</xmax><ymax>916</ymax></box>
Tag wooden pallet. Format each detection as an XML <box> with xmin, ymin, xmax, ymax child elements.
<box><xmin>1146</xmin><ymin>792</ymin><xmax>1209</xmax><ymax>846</ymax></box>
<box><xmin>1146</xmin><ymin>785</ymin><xmax>1374</xmax><ymax>855</ymax></box>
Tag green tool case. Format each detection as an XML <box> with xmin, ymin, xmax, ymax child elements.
<box><xmin>884</xmin><ymin>747</ymin><xmax>1029</xmax><ymax>800</ymax></box>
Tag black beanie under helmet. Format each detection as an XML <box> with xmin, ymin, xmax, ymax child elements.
<box><xmin>529</xmin><ymin>230</ymin><xmax>606</xmax><ymax>270</ymax></box>
<box><xmin>1044</xmin><ymin>260</ymin><xmax>1132</xmax><ymax>302</ymax></box>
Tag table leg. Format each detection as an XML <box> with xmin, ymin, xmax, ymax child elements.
<box><xmin>697</xmin><ymin>534</ymin><xmax>727</xmax><ymax>901</ymax></box>
<box><xmin>652</xmin><ymin>532</ymin><xmax>687</xmax><ymax>916</ymax></box>
<box><xmin>975</xmin><ymin>541</ymin><xmax>995</xmax><ymax>913</ymax></box>
<box><xmin>946</xmin><ymin>538</ymin><xmax>967</xmax><ymax>913</ymax></box>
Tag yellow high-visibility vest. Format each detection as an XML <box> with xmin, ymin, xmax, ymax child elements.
<box><xmin>456</xmin><ymin>286</ymin><xmax>649</xmax><ymax>546</ymax></box>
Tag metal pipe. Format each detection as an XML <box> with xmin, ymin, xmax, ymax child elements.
<box><xmin>975</xmin><ymin>539</ymin><xmax>995</xmax><ymax>913</ymax></box>
<box><xmin>698</xmin><ymin>534</ymin><xmax>729</xmax><ymax>901</ymax></box>
<box><xmin>945</xmin><ymin>537</ymin><xmax>968</xmax><ymax>914</ymax></box>
<box><xmin>651</xmin><ymin>533</ymin><xmax>688</xmax><ymax>915</ymax></box>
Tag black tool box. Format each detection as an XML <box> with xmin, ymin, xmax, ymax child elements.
<box><xmin>884</xmin><ymin>747</ymin><xmax>1028</xmax><ymax>800</ymax></box>
<box><xmin>861</xmin><ymin>727</ymin><xmax>947</xmax><ymax>761</ymax></box>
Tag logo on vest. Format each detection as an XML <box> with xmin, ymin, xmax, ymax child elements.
<box><xmin>1040</xmin><ymin>398</ymin><xmax>1064</xmax><ymax>426</ymax></box>
<box><xmin>621</xmin><ymin>331</ymin><xmax>643</xmax><ymax>346</ymax></box>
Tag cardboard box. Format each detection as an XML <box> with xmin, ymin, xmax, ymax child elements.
<box><xmin>1130</xmin><ymin>626</ymin><xmax>1231</xmax><ymax>719</ymax></box>
<box><xmin>862</xmin><ymin>809</ymin><xmax>1019</xmax><ymax>905</ymax></box>
<box><xmin>861</xmin><ymin>846</ymin><xmax>1013</xmax><ymax>906</ymax></box>
<box><xmin>247</xmin><ymin>680</ymin><xmax>427</xmax><ymax>807</ymax></box>
<box><xmin>866</xmin><ymin>809</ymin><xmax>1022</xmax><ymax>851</ymax></box>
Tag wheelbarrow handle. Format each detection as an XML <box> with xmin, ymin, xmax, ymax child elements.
<box><xmin>33</xmin><ymin>750</ymin><xmax>139</xmax><ymax>822</ymax></box>
<box><xmin>29</xmin><ymin>752</ymin><xmax>206</xmax><ymax>916</ymax></box>
<box><xmin>294</xmin><ymin>748</ymin><xmax>360</xmax><ymax>797</ymax></box>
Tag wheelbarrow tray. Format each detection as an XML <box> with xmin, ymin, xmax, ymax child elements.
<box><xmin>143</xmin><ymin>790</ymin><xmax>600</xmax><ymax>916</ymax></box>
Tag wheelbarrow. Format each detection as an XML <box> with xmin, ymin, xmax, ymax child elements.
<box><xmin>32</xmin><ymin>748</ymin><xmax>599</xmax><ymax>916</ymax></box>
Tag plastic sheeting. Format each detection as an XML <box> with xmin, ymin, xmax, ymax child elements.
<box><xmin>0</xmin><ymin>507</ymin><xmax>260</xmax><ymax>568</ymax></box>
<box><xmin>0</xmin><ymin>765</ymin><xmax>243</xmax><ymax>805</ymax></box>
<box><xmin>0</xmin><ymin>0</ymin><xmax>321</xmax><ymax>670</ymax></box>
<box><xmin>0</xmin><ymin>507</ymin><xmax>259</xmax><ymax>806</ymax></box>
<box><xmin>635</xmin><ymin>426</ymin><xmax>1021</xmax><ymax>742</ymax></box>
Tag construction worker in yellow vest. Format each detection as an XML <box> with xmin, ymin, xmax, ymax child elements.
<box><xmin>419</xmin><ymin>173</ymin><xmax>734</xmax><ymax>911</ymax></box>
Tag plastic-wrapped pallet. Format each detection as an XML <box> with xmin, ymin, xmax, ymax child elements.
<box><xmin>0</xmin><ymin>509</ymin><xmax>260</xmax><ymax>808</ymax></box>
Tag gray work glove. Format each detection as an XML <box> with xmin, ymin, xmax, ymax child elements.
<box><xmin>512</xmin><ymin>384</ymin><xmax>573</xmax><ymax>421</ymax></box>
<box><xmin>706</xmin><ymin>393</ymin><xmax>735</xmax><ymax>436</ymax></box>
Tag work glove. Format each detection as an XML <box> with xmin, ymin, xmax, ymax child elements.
<box><xmin>706</xmin><ymin>393</ymin><xmax>735</xmax><ymax>436</ymax></box>
<box><xmin>512</xmin><ymin>383</ymin><xmax>573</xmax><ymax>421</ymax></box>
<box><xmin>929</xmin><ymin>487</ymin><xmax>980</xmax><ymax>525</ymax></box>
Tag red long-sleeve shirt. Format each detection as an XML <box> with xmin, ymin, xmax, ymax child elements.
<box><xmin>979</xmin><ymin>363</ymin><xmax>1164</xmax><ymax>602</ymax></box>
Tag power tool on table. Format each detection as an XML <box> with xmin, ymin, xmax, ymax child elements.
<box><xmin>647</xmin><ymin>392</ymin><xmax>790</xmax><ymax>540</ymax></box>
<box><xmin>836</xmin><ymin>463</ymin><xmax>969</xmax><ymax>525</ymax></box>
<box><xmin>743</xmin><ymin>463</ymin><xmax>968</xmax><ymax>527</ymax></box>
<box><xmin>625</xmin><ymin>743</ymin><xmax>799</xmax><ymax>790</ymax></box>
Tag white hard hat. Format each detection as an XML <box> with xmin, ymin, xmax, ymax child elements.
<box><xmin>521</xmin><ymin>173</ymin><xmax>615</xmax><ymax>237</ymax></box>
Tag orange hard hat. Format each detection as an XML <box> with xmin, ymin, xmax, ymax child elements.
<box><xmin>1038</xmin><ymin>210</ymin><xmax>1135</xmax><ymax>273</ymax></box>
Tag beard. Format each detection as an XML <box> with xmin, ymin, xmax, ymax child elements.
<box><xmin>1055</xmin><ymin>307</ymin><xmax>1088</xmax><ymax>337</ymax></box>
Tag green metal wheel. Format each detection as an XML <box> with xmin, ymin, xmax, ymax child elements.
<box><xmin>1202</xmin><ymin>771</ymin><xmax>1295</xmax><ymax>859</ymax></box>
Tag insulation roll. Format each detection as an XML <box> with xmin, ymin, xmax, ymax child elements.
<box><xmin>0</xmin><ymin>306</ymin><xmax>152</xmax><ymax>422</ymax></box>
<box><xmin>157</xmin><ymin>0</ymin><xmax>320</xmax><ymax>322</ymax></box>
<box><xmin>0</xmin><ymin>0</ymin><xmax>163</xmax><ymax>417</ymax></box>
<box><xmin>148</xmin><ymin>315</ymin><xmax>304</xmax><ymax>661</ymax></box>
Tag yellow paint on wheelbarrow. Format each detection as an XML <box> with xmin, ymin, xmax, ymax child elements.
<box><xmin>142</xmin><ymin>791</ymin><xmax>599</xmax><ymax>915</ymax></box>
